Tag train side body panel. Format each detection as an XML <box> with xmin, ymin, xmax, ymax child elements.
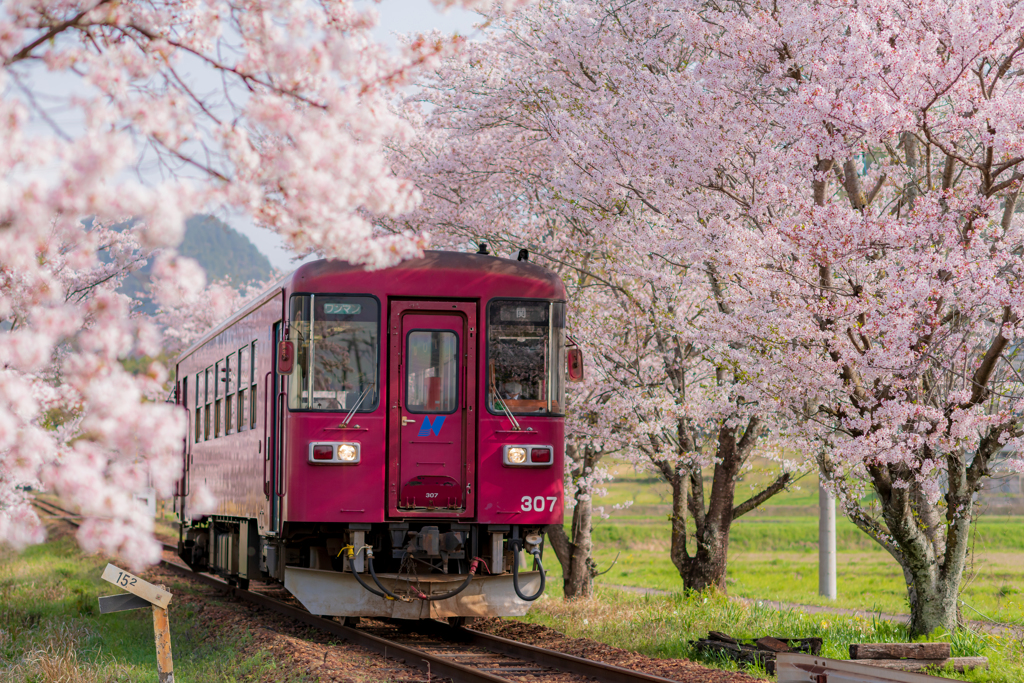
<box><xmin>177</xmin><ymin>292</ymin><xmax>281</xmax><ymax>527</ymax></box>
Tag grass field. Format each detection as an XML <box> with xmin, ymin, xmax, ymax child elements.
<box><xmin>579</xmin><ymin>462</ymin><xmax>1024</xmax><ymax>626</ymax></box>
<box><xmin>523</xmin><ymin>586</ymin><xmax>1024</xmax><ymax>683</ymax></box>
<box><xmin>0</xmin><ymin>530</ymin><xmax>309</xmax><ymax>682</ymax></box>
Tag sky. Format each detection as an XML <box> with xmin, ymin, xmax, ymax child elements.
<box><xmin>236</xmin><ymin>0</ymin><xmax>482</xmax><ymax>271</ymax></box>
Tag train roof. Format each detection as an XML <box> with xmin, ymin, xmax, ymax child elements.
<box><xmin>290</xmin><ymin>250</ymin><xmax>564</xmax><ymax>294</ymax></box>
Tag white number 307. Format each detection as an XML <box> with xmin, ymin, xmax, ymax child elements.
<box><xmin>521</xmin><ymin>496</ymin><xmax>558</xmax><ymax>512</ymax></box>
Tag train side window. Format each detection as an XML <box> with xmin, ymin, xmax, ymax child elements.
<box><xmin>214</xmin><ymin>360</ymin><xmax>222</xmax><ymax>438</ymax></box>
<box><xmin>487</xmin><ymin>300</ymin><xmax>566</xmax><ymax>416</ymax></box>
<box><xmin>181</xmin><ymin>376</ymin><xmax>188</xmax><ymax>444</ymax></box>
<box><xmin>405</xmin><ymin>330</ymin><xmax>459</xmax><ymax>414</ymax></box>
<box><xmin>238</xmin><ymin>345</ymin><xmax>250</xmax><ymax>432</ymax></box>
<box><xmin>225</xmin><ymin>353</ymin><xmax>235</xmax><ymax>435</ymax></box>
<box><xmin>204</xmin><ymin>366</ymin><xmax>212</xmax><ymax>440</ymax></box>
<box><xmin>250</xmin><ymin>341</ymin><xmax>258</xmax><ymax>429</ymax></box>
<box><xmin>195</xmin><ymin>372</ymin><xmax>202</xmax><ymax>443</ymax></box>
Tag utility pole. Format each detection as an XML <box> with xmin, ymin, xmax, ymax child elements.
<box><xmin>818</xmin><ymin>483</ymin><xmax>836</xmax><ymax>599</ymax></box>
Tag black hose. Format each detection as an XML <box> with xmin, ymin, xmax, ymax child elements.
<box><xmin>370</xmin><ymin>552</ymin><xmax>482</xmax><ymax>602</ymax></box>
<box><xmin>511</xmin><ymin>542</ymin><xmax>546</xmax><ymax>601</ymax></box>
<box><xmin>367</xmin><ymin>553</ymin><xmax>404</xmax><ymax>600</ymax></box>
<box><xmin>348</xmin><ymin>547</ymin><xmax>386</xmax><ymax>598</ymax></box>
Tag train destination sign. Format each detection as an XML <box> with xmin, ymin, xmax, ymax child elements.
<box><xmin>100</xmin><ymin>563</ymin><xmax>172</xmax><ymax>609</ymax></box>
<box><xmin>324</xmin><ymin>302</ymin><xmax>361</xmax><ymax>315</ymax></box>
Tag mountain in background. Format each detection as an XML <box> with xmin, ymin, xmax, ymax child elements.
<box><xmin>179</xmin><ymin>215</ymin><xmax>275</xmax><ymax>285</ymax></box>
<box><xmin>122</xmin><ymin>215</ymin><xmax>275</xmax><ymax>315</ymax></box>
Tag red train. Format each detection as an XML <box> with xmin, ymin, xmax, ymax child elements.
<box><xmin>172</xmin><ymin>249</ymin><xmax>581</xmax><ymax>620</ymax></box>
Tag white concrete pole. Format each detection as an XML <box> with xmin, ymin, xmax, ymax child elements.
<box><xmin>818</xmin><ymin>483</ymin><xmax>837</xmax><ymax>599</ymax></box>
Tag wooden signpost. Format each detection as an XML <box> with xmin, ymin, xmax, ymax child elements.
<box><xmin>99</xmin><ymin>563</ymin><xmax>175</xmax><ymax>683</ymax></box>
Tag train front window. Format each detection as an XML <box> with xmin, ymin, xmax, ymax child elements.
<box><xmin>488</xmin><ymin>300</ymin><xmax>565</xmax><ymax>415</ymax></box>
<box><xmin>288</xmin><ymin>295</ymin><xmax>379</xmax><ymax>412</ymax></box>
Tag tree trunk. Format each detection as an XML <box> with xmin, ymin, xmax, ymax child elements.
<box><xmin>677</xmin><ymin>424</ymin><xmax>741</xmax><ymax>591</ymax></box>
<box><xmin>907</xmin><ymin>570</ymin><xmax>960</xmax><ymax>635</ymax></box>
<box><xmin>868</xmin><ymin>478</ymin><xmax>964</xmax><ymax>635</ymax></box>
<box><xmin>546</xmin><ymin>501</ymin><xmax>596</xmax><ymax>599</ymax></box>
<box><xmin>844</xmin><ymin>430</ymin><xmax>1002</xmax><ymax>636</ymax></box>
<box><xmin>666</xmin><ymin>415</ymin><xmax>788</xmax><ymax>594</ymax></box>
<box><xmin>546</xmin><ymin>444</ymin><xmax>601</xmax><ymax>599</ymax></box>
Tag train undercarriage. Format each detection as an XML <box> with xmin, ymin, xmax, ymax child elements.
<box><xmin>178</xmin><ymin>518</ymin><xmax>547</xmax><ymax>619</ymax></box>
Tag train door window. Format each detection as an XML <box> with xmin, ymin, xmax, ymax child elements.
<box><xmin>195</xmin><ymin>372</ymin><xmax>202</xmax><ymax>443</ymax></box>
<box><xmin>405</xmin><ymin>331</ymin><xmax>459</xmax><ymax>413</ymax></box>
<box><xmin>288</xmin><ymin>295</ymin><xmax>379</xmax><ymax>412</ymax></box>
<box><xmin>204</xmin><ymin>367</ymin><xmax>212</xmax><ymax>440</ymax></box>
<box><xmin>487</xmin><ymin>300</ymin><xmax>566</xmax><ymax>415</ymax></box>
<box><xmin>238</xmin><ymin>345</ymin><xmax>250</xmax><ymax>432</ymax></box>
<box><xmin>250</xmin><ymin>341</ymin><xmax>258</xmax><ymax>429</ymax></box>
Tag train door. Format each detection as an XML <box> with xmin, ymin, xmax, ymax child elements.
<box><xmin>388</xmin><ymin>300</ymin><xmax>476</xmax><ymax>517</ymax></box>
<box><xmin>178</xmin><ymin>375</ymin><xmax>191</xmax><ymax>517</ymax></box>
<box><xmin>264</xmin><ymin>322</ymin><xmax>285</xmax><ymax>533</ymax></box>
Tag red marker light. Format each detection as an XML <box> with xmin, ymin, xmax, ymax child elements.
<box><xmin>531</xmin><ymin>448</ymin><xmax>552</xmax><ymax>464</ymax></box>
<box><xmin>312</xmin><ymin>445</ymin><xmax>333</xmax><ymax>461</ymax></box>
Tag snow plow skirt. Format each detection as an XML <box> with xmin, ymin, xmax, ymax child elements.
<box><xmin>284</xmin><ymin>567</ymin><xmax>543</xmax><ymax>619</ymax></box>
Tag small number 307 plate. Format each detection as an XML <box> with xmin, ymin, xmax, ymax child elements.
<box><xmin>521</xmin><ymin>496</ymin><xmax>558</xmax><ymax>512</ymax></box>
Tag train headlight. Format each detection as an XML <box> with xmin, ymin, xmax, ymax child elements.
<box><xmin>308</xmin><ymin>442</ymin><xmax>360</xmax><ymax>464</ymax></box>
<box><xmin>507</xmin><ymin>447</ymin><xmax>528</xmax><ymax>464</ymax></box>
<box><xmin>503</xmin><ymin>444</ymin><xmax>555</xmax><ymax>467</ymax></box>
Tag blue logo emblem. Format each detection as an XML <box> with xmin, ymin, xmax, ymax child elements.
<box><xmin>418</xmin><ymin>416</ymin><xmax>446</xmax><ymax>437</ymax></box>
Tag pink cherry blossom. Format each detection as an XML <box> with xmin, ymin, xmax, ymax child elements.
<box><xmin>0</xmin><ymin>0</ymin><xmax>512</xmax><ymax>569</ymax></box>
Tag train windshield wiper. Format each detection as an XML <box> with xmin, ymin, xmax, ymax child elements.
<box><xmin>490</xmin><ymin>382</ymin><xmax>521</xmax><ymax>431</ymax></box>
<box><xmin>341</xmin><ymin>381</ymin><xmax>374</xmax><ymax>426</ymax></box>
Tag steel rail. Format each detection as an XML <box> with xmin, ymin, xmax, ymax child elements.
<box><xmin>404</xmin><ymin>619</ymin><xmax>691</xmax><ymax>683</ymax></box>
<box><xmin>158</xmin><ymin>561</ymin><xmax>514</xmax><ymax>683</ymax></box>
<box><xmin>32</xmin><ymin>498</ymin><xmax>689</xmax><ymax>683</ymax></box>
<box><xmin>459</xmin><ymin>626</ymin><xmax>685</xmax><ymax>683</ymax></box>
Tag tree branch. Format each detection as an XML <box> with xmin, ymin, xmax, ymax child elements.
<box><xmin>732</xmin><ymin>471</ymin><xmax>792</xmax><ymax>520</ymax></box>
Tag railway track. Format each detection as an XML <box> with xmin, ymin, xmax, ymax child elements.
<box><xmin>31</xmin><ymin>498</ymin><xmax>684</xmax><ymax>683</ymax></box>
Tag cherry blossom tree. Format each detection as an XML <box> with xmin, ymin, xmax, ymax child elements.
<box><xmin>547</xmin><ymin>361</ymin><xmax>619</xmax><ymax>598</ymax></box>
<box><xmin>395</xmin><ymin>0</ymin><xmax>1024</xmax><ymax>634</ymax></box>
<box><xmin>701</xmin><ymin>0</ymin><xmax>1024</xmax><ymax>635</ymax></box>
<box><xmin>0</xmin><ymin>0</ymin><xmax>508</xmax><ymax>566</ymax></box>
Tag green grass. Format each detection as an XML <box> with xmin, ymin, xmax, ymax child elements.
<box><xmin>0</xmin><ymin>532</ymin><xmax>308</xmax><ymax>683</ymax></box>
<box><xmin>582</xmin><ymin>522</ymin><xmax>1024</xmax><ymax>623</ymax></box>
<box><xmin>589</xmin><ymin>462</ymin><xmax>1024</xmax><ymax>624</ymax></box>
<box><xmin>523</xmin><ymin>583</ymin><xmax>1024</xmax><ymax>682</ymax></box>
